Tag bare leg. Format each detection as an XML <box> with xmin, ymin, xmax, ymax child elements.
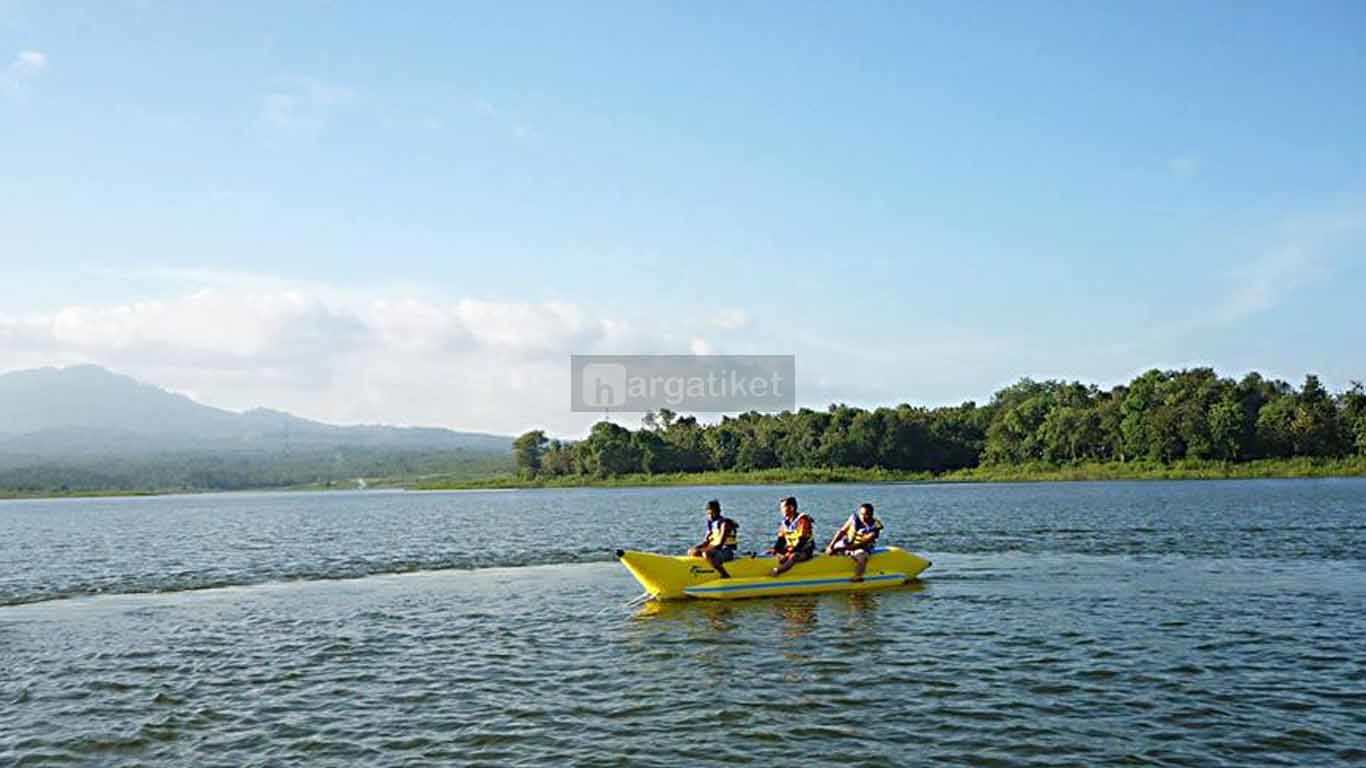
<box><xmin>770</xmin><ymin>553</ymin><xmax>797</xmax><ymax>577</ymax></box>
<box><xmin>706</xmin><ymin>550</ymin><xmax>731</xmax><ymax>579</ymax></box>
<box><xmin>850</xmin><ymin>550</ymin><xmax>869</xmax><ymax>582</ymax></box>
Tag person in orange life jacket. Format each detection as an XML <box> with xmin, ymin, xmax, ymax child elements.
<box><xmin>825</xmin><ymin>502</ymin><xmax>884</xmax><ymax>582</ymax></box>
<box><xmin>767</xmin><ymin>496</ymin><xmax>815</xmax><ymax>577</ymax></box>
<box><xmin>687</xmin><ymin>499</ymin><xmax>738</xmax><ymax>579</ymax></box>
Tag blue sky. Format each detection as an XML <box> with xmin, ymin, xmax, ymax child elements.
<box><xmin>2</xmin><ymin>1</ymin><xmax>1364</xmax><ymax>434</ymax></box>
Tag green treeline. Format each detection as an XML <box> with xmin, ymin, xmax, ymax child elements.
<box><xmin>513</xmin><ymin>369</ymin><xmax>1366</xmax><ymax>479</ymax></box>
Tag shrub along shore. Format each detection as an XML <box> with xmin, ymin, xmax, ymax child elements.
<box><xmin>416</xmin><ymin>456</ymin><xmax>1366</xmax><ymax>490</ymax></box>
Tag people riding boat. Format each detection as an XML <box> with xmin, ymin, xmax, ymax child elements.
<box><xmin>768</xmin><ymin>496</ymin><xmax>815</xmax><ymax>577</ymax></box>
<box><xmin>687</xmin><ymin>499</ymin><xmax>738</xmax><ymax>579</ymax></box>
<box><xmin>825</xmin><ymin>502</ymin><xmax>884</xmax><ymax>582</ymax></box>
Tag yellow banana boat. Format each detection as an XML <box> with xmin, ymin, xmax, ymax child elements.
<box><xmin>615</xmin><ymin>546</ymin><xmax>931</xmax><ymax>601</ymax></box>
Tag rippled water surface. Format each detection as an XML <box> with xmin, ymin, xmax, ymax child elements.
<box><xmin>3</xmin><ymin>480</ymin><xmax>1365</xmax><ymax>766</ymax></box>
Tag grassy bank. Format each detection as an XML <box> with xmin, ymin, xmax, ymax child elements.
<box><xmin>413</xmin><ymin>456</ymin><xmax>1366</xmax><ymax>490</ymax></box>
<box><xmin>0</xmin><ymin>488</ymin><xmax>165</xmax><ymax>500</ymax></box>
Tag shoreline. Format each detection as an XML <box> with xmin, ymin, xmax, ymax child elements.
<box><xmin>413</xmin><ymin>456</ymin><xmax>1366</xmax><ymax>490</ymax></box>
<box><xmin>5</xmin><ymin>457</ymin><xmax>1365</xmax><ymax>501</ymax></box>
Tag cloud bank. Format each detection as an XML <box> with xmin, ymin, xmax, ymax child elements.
<box><xmin>0</xmin><ymin>275</ymin><xmax>740</xmax><ymax>436</ymax></box>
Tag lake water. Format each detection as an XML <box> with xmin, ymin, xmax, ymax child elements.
<box><xmin>2</xmin><ymin>480</ymin><xmax>1365</xmax><ymax>766</ymax></box>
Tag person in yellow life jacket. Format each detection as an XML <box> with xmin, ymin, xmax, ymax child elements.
<box><xmin>825</xmin><ymin>502</ymin><xmax>883</xmax><ymax>582</ymax></box>
<box><xmin>687</xmin><ymin>499</ymin><xmax>738</xmax><ymax>579</ymax></box>
<box><xmin>767</xmin><ymin>496</ymin><xmax>815</xmax><ymax>577</ymax></box>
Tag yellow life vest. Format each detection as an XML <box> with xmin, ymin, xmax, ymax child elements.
<box><xmin>844</xmin><ymin>514</ymin><xmax>882</xmax><ymax>547</ymax></box>
<box><xmin>706</xmin><ymin>516</ymin><xmax>738</xmax><ymax>548</ymax></box>
<box><xmin>779</xmin><ymin>513</ymin><xmax>813</xmax><ymax>549</ymax></box>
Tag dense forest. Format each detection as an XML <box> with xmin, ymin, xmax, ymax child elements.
<box><xmin>513</xmin><ymin>369</ymin><xmax>1366</xmax><ymax>478</ymax></box>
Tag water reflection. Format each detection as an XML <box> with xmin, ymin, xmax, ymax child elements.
<box><xmin>846</xmin><ymin>590</ymin><xmax>877</xmax><ymax>618</ymax></box>
<box><xmin>632</xmin><ymin>597</ymin><xmax>753</xmax><ymax>629</ymax></box>
<box><xmin>774</xmin><ymin>598</ymin><xmax>818</xmax><ymax>639</ymax></box>
<box><xmin>632</xmin><ymin>582</ymin><xmax>926</xmax><ymax>628</ymax></box>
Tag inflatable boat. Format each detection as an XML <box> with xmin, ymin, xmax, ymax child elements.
<box><xmin>615</xmin><ymin>546</ymin><xmax>931</xmax><ymax>601</ymax></box>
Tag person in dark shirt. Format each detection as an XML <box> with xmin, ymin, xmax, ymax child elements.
<box><xmin>687</xmin><ymin>499</ymin><xmax>738</xmax><ymax>579</ymax></box>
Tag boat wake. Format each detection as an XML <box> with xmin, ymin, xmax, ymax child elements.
<box><xmin>0</xmin><ymin>550</ymin><xmax>623</xmax><ymax>609</ymax></box>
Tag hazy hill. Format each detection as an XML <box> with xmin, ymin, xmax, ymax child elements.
<box><xmin>0</xmin><ymin>365</ymin><xmax>513</xmax><ymax>493</ymax></box>
<box><xmin>0</xmin><ymin>364</ymin><xmax>239</xmax><ymax>438</ymax></box>
<box><xmin>0</xmin><ymin>365</ymin><xmax>510</xmax><ymax>456</ymax></box>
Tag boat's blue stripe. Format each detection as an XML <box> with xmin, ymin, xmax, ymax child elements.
<box><xmin>684</xmin><ymin>573</ymin><xmax>904</xmax><ymax>594</ymax></box>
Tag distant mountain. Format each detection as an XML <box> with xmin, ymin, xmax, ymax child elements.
<box><xmin>0</xmin><ymin>365</ymin><xmax>239</xmax><ymax>437</ymax></box>
<box><xmin>0</xmin><ymin>365</ymin><xmax>512</xmax><ymax>459</ymax></box>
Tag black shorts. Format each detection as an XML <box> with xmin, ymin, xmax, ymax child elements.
<box><xmin>705</xmin><ymin>547</ymin><xmax>736</xmax><ymax>563</ymax></box>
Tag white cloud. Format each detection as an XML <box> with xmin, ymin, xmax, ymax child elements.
<box><xmin>453</xmin><ymin>300</ymin><xmax>604</xmax><ymax>356</ymax></box>
<box><xmin>1212</xmin><ymin>203</ymin><xmax>1366</xmax><ymax>326</ymax></box>
<box><xmin>2</xmin><ymin>285</ymin><xmax>990</xmax><ymax>434</ymax></box>
<box><xmin>0</xmin><ymin>278</ymin><xmax>713</xmax><ymax>436</ymax></box>
<box><xmin>2</xmin><ymin>50</ymin><xmax>47</xmax><ymax>93</ymax></box>
<box><xmin>12</xmin><ymin>50</ymin><xmax>46</xmax><ymax>77</ymax></box>
<box><xmin>260</xmin><ymin>76</ymin><xmax>355</xmax><ymax>134</ymax></box>
<box><xmin>1</xmin><ymin>271</ymin><xmax>1241</xmax><ymax>437</ymax></box>
<box><xmin>689</xmin><ymin>337</ymin><xmax>713</xmax><ymax>355</ymax></box>
<box><xmin>1214</xmin><ymin>245</ymin><xmax>1310</xmax><ymax>324</ymax></box>
<box><xmin>711</xmin><ymin>308</ymin><xmax>749</xmax><ymax>330</ymax></box>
